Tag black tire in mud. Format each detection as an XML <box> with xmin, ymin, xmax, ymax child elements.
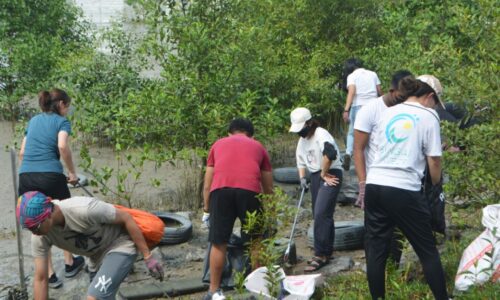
<box><xmin>153</xmin><ymin>212</ymin><xmax>193</xmax><ymax>245</ymax></box>
<box><xmin>273</xmin><ymin>167</ymin><xmax>311</xmax><ymax>184</ymax></box>
<box><xmin>307</xmin><ymin>220</ymin><xmax>365</xmax><ymax>251</ymax></box>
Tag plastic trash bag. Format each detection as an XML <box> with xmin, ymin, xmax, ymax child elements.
<box><xmin>282</xmin><ymin>274</ymin><xmax>322</xmax><ymax>300</ymax></box>
<box><xmin>454</xmin><ymin>204</ymin><xmax>500</xmax><ymax>291</ymax></box>
<box><xmin>245</xmin><ymin>266</ymin><xmax>322</xmax><ymax>300</ymax></box>
<box><xmin>202</xmin><ymin>234</ymin><xmax>250</xmax><ymax>288</ymax></box>
<box><xmin>245</xmin><ymin>266</ymin><xmax>286</xmax><ymax>299</ymax></box>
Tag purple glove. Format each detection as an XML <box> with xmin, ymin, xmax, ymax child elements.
<box><xmin>355</xmin><ymin>181</ymin><xmax>366</xmax><ymax>209</ymax></box>
<box><xmin>145</xmin><ymin>255</ymin><xmax>164</xmax><ymax>281</ymax></box>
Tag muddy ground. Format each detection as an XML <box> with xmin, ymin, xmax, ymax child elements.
<box><xmin>0</xmin><ymin>120</ymin><xmax>367</xmax><ymax>299</ymax></box>
<box><xmin>0</xmin><ymin>181</ymin><xmax>366</xmax><ymax>300</ymax></box>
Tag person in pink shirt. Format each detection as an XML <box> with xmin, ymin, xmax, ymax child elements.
<box><xmin>201</xmin><ymin>118</ymin><xmax>274</xmax><ymax>300</ymax></box>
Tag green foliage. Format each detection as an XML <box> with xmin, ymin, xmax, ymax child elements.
<box><xmin>136</xmin><ymin>0</ymin><xmax>294</xmax><ymax>149</ymax></box>
<box><xmin>131</xmin><ymin>0</ymin><xmax>391</xmax><ymax>146</ymax></box>
<box><xmin>363</xmin><ymin>0</ymin><xmax>499</xmax><ymax>110</ymax></box>
<box><xmin>0</xmin><ymin>0</ymin><xmax>89</xmax><ymax>120</ymax></box>
<box><xmin>4</xmin><ymin>0</ymin><xmax>498</xmax><ymax>210</ymax></box>
<box><xmin>233</xmin><ymin>269</ymin><xmax>246</xmax><ymax>295</ymax></box>
<box><xmin>442</xmin><ymin>121</ymin><xmax>500</xmax><ymax>206</ymax></box>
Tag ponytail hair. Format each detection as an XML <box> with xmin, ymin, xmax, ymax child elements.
<box><xmin>37</xmin><ymin>88</ymin><xmax>71</xmax><ymax>115</ymax></box>
<box><xmin>398</xmin><ymin>77</ymin><xmax>437</xmax><ymax>103</ymax></box>
<box><xmin>38</xmin><ymin>91</ymin><xmax>52</xmax><ymax>112</ymax></box>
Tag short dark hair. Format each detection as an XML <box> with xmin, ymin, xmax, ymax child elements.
<box><xmin>343</xmin><ymin>58</ymin><xmax>363</xmax><ymax>76</ymax></box>
<box><xmin>228</xmin><ymin>118</ymin><xmax>254</xmax><ymax>137</ymax></box>
<box><xmin>341</xmin><ymin>58</ymin><xmax>363</xmax><ymax>91</ymax></box>
<box><xmin>391</xmin><ymin>70</ymin><xmax>413</xmax><ymax>90</ymax></box>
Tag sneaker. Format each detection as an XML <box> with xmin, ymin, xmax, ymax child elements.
<box><xmin>202</xmin><ymin>289</ymin><xmax>226</xmax><ymax>300</ymax></box>
<box><xmin>212</xmin><ymin>290</ymin><xmax>226</xmax><ymax>300</ymax></box>
<box><xmin>65</xmin><ymin>255</ymin><xmax>85</xmax><ymax>278</ymax></box>
<box><xmin>48</xmin><ymin>273</ymin><xmax>63</xmax><ymax>289</ymax></box>
<box><xmin>342</xmin><ymin>154</ymin><xmax>351</xmax><ymax>171</ymax></box>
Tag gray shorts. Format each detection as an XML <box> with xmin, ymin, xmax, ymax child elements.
<box><xmin>87</xmin><ymin>252</ymin><xmax>137</xmax><ymax>299</ymax></box>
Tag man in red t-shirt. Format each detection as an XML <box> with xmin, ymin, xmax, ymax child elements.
<box><xmin>202</xmin><ymin>118</ymin><xmax>273</xmax><ymax>300</ymax></box>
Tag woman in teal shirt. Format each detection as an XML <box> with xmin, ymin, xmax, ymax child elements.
<box><xmin>19</xmin><ymin>88</ymin><xmax>84</xmax><ymax>288</ymax></box>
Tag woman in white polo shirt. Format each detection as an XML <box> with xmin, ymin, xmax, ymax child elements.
<box><xmin>364</xmin><ymin>77</ymin><xmax>449</xmax><ymax>299</ymax></box>
<box><xmin>289</xmin><ymin>107</ymin><xmax>343</xmax><ymax>272</ymax></box>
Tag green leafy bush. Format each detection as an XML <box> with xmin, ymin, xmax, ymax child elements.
<box><xmin>442</xmin><ymin>121</ymin><xmax>500</xmax><ymax>207</ymax></box>
<box><xmin>0</xmin><ymin>0</ymin><xmax>89</xmax><ymax>121</ymax></box>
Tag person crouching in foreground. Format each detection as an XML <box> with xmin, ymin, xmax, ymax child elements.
<box><xmin>17</xmin><ymin>191</ymin><xmax>164</xmax><ymax>300</ymax></box>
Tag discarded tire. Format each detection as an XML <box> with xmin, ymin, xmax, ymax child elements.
<box><xmin>273</xmin><ymin>167</ymin><xmax>310</xmax><ymax>184</ymax></box>
<box><xmin>68</xmin><ymin>173</ymin><xmax>88</xmax><ymax>188</ymax></box>
<box><xmin>307</xmin><ymin>221</ymin><xmax>365</xmax><ymax>251</ymax></box>
<box><xmin>153</xmin><ymin>212</ymin><xmax>193</xmax><ymax>245</ymax></box>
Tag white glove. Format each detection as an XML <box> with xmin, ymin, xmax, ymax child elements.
<box><xmin>201</xmin><ymin>212</ymin><xmax>210</xmax><ymax>229</ymax></box>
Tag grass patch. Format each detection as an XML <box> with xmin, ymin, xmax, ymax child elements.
<box><xmin>317</xmin><ymin>206</ymin><xmax>499</xmax><ymax>299</ymax></box>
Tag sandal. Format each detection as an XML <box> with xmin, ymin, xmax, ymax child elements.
<box><xmin>306</xmin><ymin>256</ymin><xmax>323</xmax><ymax>265</ymax></box>
<box><xmin>304</xmin><ymin>257</ymin><xmax>329</xmax><ymax>273</ymax></box>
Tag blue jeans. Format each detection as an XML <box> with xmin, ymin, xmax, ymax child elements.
<box><xmin>346</xmin><ymin>105</ymin><xmax>362</xmax><ymax>155</ymax></box>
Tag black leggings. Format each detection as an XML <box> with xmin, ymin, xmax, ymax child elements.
<box><xmin>19</xmin><ymin>172</ymin><xmax>71</xmax><ymax>200</ymax></box>
<box><xmin>309</xmin><ymin>169</ymin><xmax>343</xmax><ymax>257</ymax></box>
<box><xmin>364</xmin><ymin>184</ymin><xmax>448</xmax><ymax>300</ymax></box>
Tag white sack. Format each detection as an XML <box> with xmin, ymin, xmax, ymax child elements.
<box><xmin>282</xmin><ymin>274</ymin><xmax>322</xmax><ymax>300</ymax></box>
<box><xmin>245</xmin><ymin>266</ymin><xmax>286</xmax><ymax>299</ymax></box>
<box><xmin>245</xmin><ymin>266</ymin><xmax>322</xmax><ymax>300</ymax></box>
<box><xmin>454</xmin><ymin>204</ymin><xmax>500</xmax><ymax>292</ymax></box>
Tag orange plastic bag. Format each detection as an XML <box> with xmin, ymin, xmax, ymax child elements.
<box><xmin>114</xmin><ymin>205</ymin><xmax>165</xmax><ymax>249</ymax></box>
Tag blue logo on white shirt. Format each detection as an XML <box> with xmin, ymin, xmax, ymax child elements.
<box><xmin>385</xmin><ymin>113</ymin><xmax>418</xmax><ymax>143</ymax></box>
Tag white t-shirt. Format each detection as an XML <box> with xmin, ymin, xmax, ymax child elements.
<box><xmin>346</xmin><ymin>68</ymin><xmax>381</xmax><ymax>107</ymax></box>
<box><xmin>353</xmin><ymin>96</ymin><xmax>387</xmax><ymax>169</ymax></box>
<box><xmin>32</xmin><ymin>197</ymin><xmax>136</xmax><ymax>269</ymax></box>
<box><xmin>366</xmin><ymin>102</ymin><xmax>442</xmax><ymax>191</ymax></box>
<box><xmin>296</xmin><ymin>127</ymin><xmax>342</xmax><ymax>173</ymax></box>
